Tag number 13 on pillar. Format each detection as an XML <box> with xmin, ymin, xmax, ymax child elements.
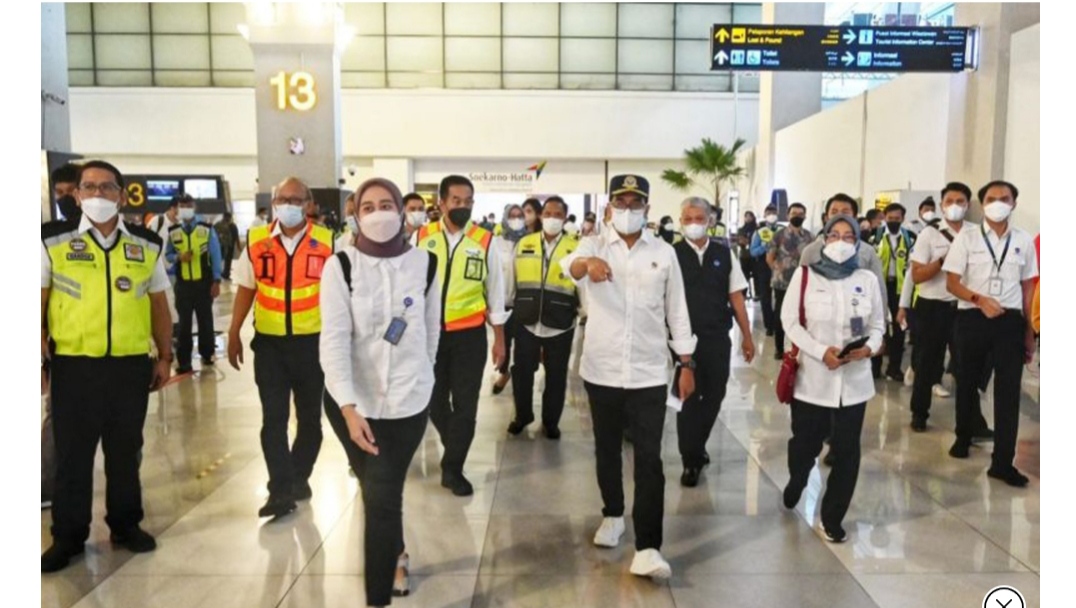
<box><xmin>270</xmin><ymin>71</ymin><xmax>317</xmax><ymax>112</ymax></box>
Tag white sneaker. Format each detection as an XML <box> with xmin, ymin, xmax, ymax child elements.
<box><xmin>630</xmin><ymin>549</ymin><xmax>672</xmax><ymax>580</ymax></box>
<box><xmin>932</xmin><ymin>384</ymin><xmax>951</xmax><ymax>398</ymax></box>
<box><xmin>593</xmin><ymin>517</ymin><xmax>625</xmax><ymax>548</ymax></box>
<box><xmin>903</xmin><ymin>367</ymin><xmax>915</xmax><ymax>387</ymax></box>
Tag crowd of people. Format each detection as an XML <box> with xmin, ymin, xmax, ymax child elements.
<box><xmin>41</xmin><ymin>161</ymin><xmax>1039</xmax><ymax>607</ymax></box>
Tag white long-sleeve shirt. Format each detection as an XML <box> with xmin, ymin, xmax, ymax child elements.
<box><xmin>560</xmin><ymin>228</ymin><xmax>696</xmax><ymax>389</ymax></box>
<box><xmin>319</xmin><ymin>247</ymin><xmax>441</xmax><ymax>420</ymax></box>
<box><xmin>781</xmin><ymin>266</ymin><xmax>885</xmax><ymax>408</ymax></box>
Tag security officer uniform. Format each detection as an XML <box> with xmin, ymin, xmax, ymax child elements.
<box><xmin>873</xmin><ymin>225</ymin><xmax>916</xmax><ymax>379</ymax></box>
<box><xmin>167</xmin><ymin>217</ymin><xmax>221</xmax><ymax>370</ymax></box>
<box><xmin>509</xmin><ymin>230</ymin><xmax>579</xmax><ymax>436</ymax></box>
<box><xmin>749</xmin><ymin>220</ymin><xmax>778</xmax><ymax>333</ymax></box>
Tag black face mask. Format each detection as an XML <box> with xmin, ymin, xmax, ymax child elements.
<box><xmin>887</xmin><ymin>221</ymin><xmax>902</xmax><ymax>234</ymax></box>
<box><xmin>447</xmin><ymin>207</ymin><xmax>472</xmax><ymax>228</ymax></box>
<box><xmin>789</xmin><ymin>216</ymin><xmax>805</xmax><ymax>228</ymax></box>
<box><xmin>56</xmin><ymin>194</ymin><xmax>81</xmax><ymax>222</ymax></box>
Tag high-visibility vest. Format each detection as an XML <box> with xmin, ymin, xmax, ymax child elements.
<box><xmin>43</xmin><ymin>221</ymin><xmax>162</xmax><ymax>357</ymax></box>
<box><xmin>512</xmin><ymin>232</ymin><xmax>578</xmax><ymax>330</ymax></box>
<box><xmin>169</xmin><ymin>221</ymin><xmax>212</xmax><ymax>282</ymax></box>
<box><xmin>247</xmin><ymin>221</ymin><xmax>334</xmax><ymax>336</ymax></box>
<box><xmin>417</xmin><ymin>220</ymin><xmax>492</xmax><ymax>332</ymax></box>
<box><xmin>708</xmin><ymin>224</ymin><xmax>727</xmax><ymax>238</ymax></box>
<box><xmin>877</xmin><ymin>228</ymin><xmax>914</xmax><ymax>295</ymax></box>
<box><xmin>756</xmin><ymin>226</ymin><xmax>776</xmax><ymax>244</ymax></box>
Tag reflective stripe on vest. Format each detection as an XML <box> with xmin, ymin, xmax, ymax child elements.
<box><xmin>418</xmin><ymin>221</ymin><xmax>492</xmax><ymax>332</ymax></box>
<box><xmin>247</xmin><ymin>221</ymin><xmax>333</xmax><ymax>336</ymax></box>
<box><xmin>513</xmin><ymin>232</ymin><xmax>578</xmax><ymax>329</ymax></box>
<box><xmin>169</xmin><ymin>222</ymin><xmax>211</xmax><ymax>281</ymax></box>
<box><xmin>879</xmin><ymin>232</ymin><xmax>911</xmax><ymax>294</ymax></box>
<box><xmin>46</xmin><ymin>230</ymin><xmax>160</xmax><ymax>357</ymax></box>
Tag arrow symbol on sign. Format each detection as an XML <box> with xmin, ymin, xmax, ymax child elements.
<box><xmin>842</xmin><ymin>51</ymin><xmax>855</xmax><ymax>66</ymax></box>
<box><xmin>715</xmin><ymin>50</ymin><xmax>729</xmax><ymax>65</ymax></box>
<box><xmin>843</xmin><ymin>30</ymin><xmax>856</xmax><ymax>44</ymax></box>
<box><xmin>716</xmin><ymin>29</ymin><xmax>730</xmax><ymax>43</ymax></box>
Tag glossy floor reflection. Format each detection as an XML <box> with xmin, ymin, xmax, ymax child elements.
<box><xmin>41</xmin><ymin>289</ymin><xmax>1039</xmax><ymax>607</ymax></box>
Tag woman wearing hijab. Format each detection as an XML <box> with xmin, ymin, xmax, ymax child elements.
<box><xmin>779</xmin><ymin>214</ymin><xmax>885</xmax><ymax>544</ymax></box>
<box><xmin>319</xmin><ymin>178</ymin><xmax>441</xmax><ymax>607</ymax></box>
<box><xmin>492</xmin><ymin>204</ymin><xmax>528</xmax><ymax>394</ymax></box>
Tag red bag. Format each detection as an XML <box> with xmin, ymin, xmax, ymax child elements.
<box><xmin>776</xmin><ymin>267</ymin><xmax>809</xmax><ymax>404</ymax></box>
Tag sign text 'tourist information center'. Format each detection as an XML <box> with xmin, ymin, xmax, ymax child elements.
<box><xmin>710</xmin><ymin>25</ymin><xmax>977</xmax><ymax>72</ymax></box>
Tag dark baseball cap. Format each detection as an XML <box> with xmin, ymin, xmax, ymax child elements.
<box><xmin>609</xmin><ymin>174</ymin><xmax>649</xmax><ymax>199</ymax></box>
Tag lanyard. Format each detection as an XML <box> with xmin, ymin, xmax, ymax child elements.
<box><xmin>980</xmin><ymin>225</ymin><xmax>1012</xmax><ymax>274</ymax></box>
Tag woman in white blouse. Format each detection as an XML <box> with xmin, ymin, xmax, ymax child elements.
<box><xmin>319</xmin><ymin>178</ymin><xmax>440</xmax><ymax>607</ymax></box>
<box><xmin>779</xmin><ymin>214</ymin><xmax>885</xmax><ymax>544</ymax></box>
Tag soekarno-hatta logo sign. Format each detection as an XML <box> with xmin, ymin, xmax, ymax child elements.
<box><xmin>468</xmin><ymin>161</ymin><xmax>547</xmax><ymax>192</ymax></box>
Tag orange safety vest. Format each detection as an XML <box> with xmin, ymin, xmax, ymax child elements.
<box><xmin>246</xmin><ymin>221</ymin><xmax>334</xmax><ymax>336</ymax></box>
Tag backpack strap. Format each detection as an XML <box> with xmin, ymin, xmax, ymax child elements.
<box><xmin>426</xmin><ymin>251</ymin><xmax>437</xmax><ymax>294</ymax></box>
<box><xmin>336</xmin><ymin>251</ymin><xmax>352</xmax><ymax>293</ymax></box>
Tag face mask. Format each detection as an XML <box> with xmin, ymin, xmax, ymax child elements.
<box><xmin>407</xmin><ymin>211</ymin><xmax>427</xmax><ymax>227</ymax></box>
<box><xmin>345</xmin><ymin>216</ymin><xmax>359</xmax><ymax>234</ymax></box>
<box><xmin>56</xmin><ymin>195</ymin><xmax>80</xmax><ymax>221</ymax></box>
<box><xmin>447</xmin><ymin>207</ymin><xmax>472</xmax><ymax>228</ymax></box>
<box><xmin>921</xmin><ymin>211</ymin><xmax>936</xmax><ymax>222</ymax></box>
<box><xmin>507</xmin><ymin>218</ymin><xmax>526</xmax><ymax>232</ymax></box>
<box><xmin>887</xmin><ymin>221</ymin><xmax>902</xmax><ymax>234</ymax></box>
<box><xmin>359</xmin><ymin>210</ymin><xmax>402</xmax><ymax>243</ymax></box>
<box><xmin>789</xmin><ymin>216</ymin><xmax>805</xmax><ymax>228</ymax></box>
<box><xmin>612</xmin><ymin>208</ymin><xmax>646</xmax><ymax>235</ymax></box>
<box><xmin>564</xmin><ymin>221</ymin><xmax>579</xmax><ymax>234</ymax></box>
<box><xmin>274</xmin><ymin>204</ymin><xmax>305</xmax><ymax>228</ymax></box>
<box><xmin>765</xmin><ymin>214</ymin><xmax>778</xmax><ymax>224</ymax></box>
<box><xmin>683</xmin><ymin>223</ymin><xmax>708</xmax><ymax>241</ymax></box>
<box><xmin>178</xmin><ymin>208</ymin><xmax>196</xmax><ymax>221</ymax></box>
<box><xmin>983</xmin><ymin>201</ymin><xmax>1013</xmax><ymax>222</ymax></box>
<box><xmin>661</xmin><ymin>220</ymin><xmax>673</xmax><ymax>229</ymax></box>
<box><xmin>943</xmin><ymin>204</ymin><xmax>966</xmax><ymax>222</ymax></box>
<box><xmin>823</xmin><ymin>240</ymin><xmax>857</xmax><ymax>264</ymax></box>
<box><xmin>79</xmin><ymin>197</ymin><xmax>119</xmax><ymax>224</ymax></box>
<box><xmin>542</xmin><ymin>218</ymin><xmax>564</xmax><ymax>236</ymax></box>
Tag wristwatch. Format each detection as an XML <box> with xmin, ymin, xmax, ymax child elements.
<box><xmin>675</xmin><ymin>358</ymin><xmax>696</xmax><ymax>370</ymax></box>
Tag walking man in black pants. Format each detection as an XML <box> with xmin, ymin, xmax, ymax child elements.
<box><xmin>766</xmin><ymin>202</ymin><xmax>813</xmax><ymax>359</ymax></box>
<box><xmin>166</xmin><ymin>194</ymin><xmax>222</xmax><ymax>373</ymax></box>
<box><xmin>674</xmin><ymin>197</ymin><xmax>755</xmax><ymax>486</ymax></box>
<box><xmin>749</xmin><ymin>204</ymin><xmax>780</xmax><ymax>335</ymax></box>
<box><xmin>871</xmin><ymin>203</ymin><xmax>916</xmax><ymax>381</ymax></box>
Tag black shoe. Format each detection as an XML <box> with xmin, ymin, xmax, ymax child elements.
<box><xmin>507</xmin><ymin>417</ymin><xmax>534</xmax><ymax>435</ymax></box>
<box><xmin>948</xmin><ymin>439</ymin><xmax>971</xmax><ymax>459</ymax></box>
<box><xmin>176</xmin><ymin>365</ymin><xmax>194</xmax><ymax>374</ymax></box>
<box><xmin>201</xmin><ymin>357</ymin><xmax>216</xmax><ymax>366</ymax></box>
<box><xmin>766</xmin><ymin>329</ymin><xmax>775</xmax><ymax>337</ymax></box>
<box><xmin>292</xmin><ymin>481</ymin><xmax>313</xmax><ymax>501</ymax></box>
<box><xmin>492</xmin><ymin>373</ymin><xmax>510</xmax><ymax>395</ymax></box>
<box><xmin>782</xmin><ymin>482</ymin><xmax>804</xmax><ymax>510</ymax></box>
<box><xmin>885</xmin><ymin>369</ymin><xmax>904</xmax><ymax>382</ymax></box>
<box><xmin>823</xmin><ymin>449</ymin><xmax>836</xmax><ymax>467</ymax></box>
<box><xmin>822</xmin><ymin>524</ymin><xmax>847</xmax><ymax>543</ymax></box>
<box><xmin>623</xmin><ymin>429</ymin><xmax>634</xmax><ymax>444</ymax></box>
<box><xmin>910</xmin><ymin>417</ymin><xmax>927</xmax><ymax>433</ymax></box>
<box><xmin>987</xmin><ymin>466</ymin><xmax>1029</xmax><ymax>488</ymax></box>
<box><xmin>681</xmin><ymin>467</ymin><xmax>702</xmax><ymax>488</ymax></box>
<box><xmin>544</xmin><ymin>426</ymin><xmax>561</xmax><ymax>440</ymax></box>
<box><xmin>110</xmin><ymin>526</ymin><xmax>157</xmax><ymax>553</ymax></box>
<box><xmin>441</xmin><ymin>472</ymin><xmax>474</xmax><ymax>497</ymax></box>
<box><xmin>42</xmin><ymin>541</ymin><xmax>84</xmax><ymax>573</ymax></box>
<box><xmin>702</xmin><ymin>453</ymin><xmax>711</xmax><ymax>466</ymax></box>
<box><xmin>972</xmin><ymin>427</ymin><xmax>995</xmax><ymax>443</ymax></box>
<box><xmin>258</xmin><ymin>495</ymin><xmax>297</xmax><ymax>518</ymax></box>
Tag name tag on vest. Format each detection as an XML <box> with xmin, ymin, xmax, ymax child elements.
<box><xmin>124</xmin><ymin>244</ymin><xmax>144</xmax><ymax>262</ymax></box>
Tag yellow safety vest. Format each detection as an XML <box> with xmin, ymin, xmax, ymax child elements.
<box><xmin>878</xmin><ymin>230</ymin><xmax>913</xmax><ymax>295</ymax></box>
<box><xmin>169</xmin><ymin>222</ymin><xmax>212</xmax><ymax>282</ymax></box>
<box><xmin>246</xmin><ymin>222</ymin><xmax>334</xmax><ymax>336</ymax></box>
<box><xmin>43</xmin><ymin>222</ymin><xmax>161</xmax><ymax>357</ymax></box>
<box><xmin>708</xmin><ymin>224</ymin><xmax>727</xmax><ymax>238</ymax></box>
<box><xmin>757</xmin><ymin>226</ymin><xmax>776</xmax><ymax>244</ymax></box>
<box><xmin>513</xmin><ymin>232</ymin><xmax>578</xmax><ymax>329</ymax></box>
<box><xmin>418</xmin><ymin>221</ymin><xmax>492</xmax><ymax>332</ymax></box>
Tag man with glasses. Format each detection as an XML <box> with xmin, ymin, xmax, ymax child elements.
<box><xmin>41</xmin><ymin>161</ymin><xmax>173</xmax><ymax>571</ymax></box>
<box><xmin>165</xmin><ymin>194</ymin><xmax>222</xmax><ymax>374</ymax></box>
<box><xmin>227</xmin><ymin>177</ymin><xmax>334</xmax><ymax>517</ymax></box>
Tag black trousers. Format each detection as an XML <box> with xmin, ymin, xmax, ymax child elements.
<box><xmin>773</xmin><ymin>289</ymin><xmax>788</xmax><ymax>355</ymax></box>
<box><xmin>787</xmin><ymin>400</ymin><xmax>866</xmax><ymax>530</ymax></box>
<box><xmin>496</xmin><ymin>308</ymin><xmax>517</xmax><ymax>376</ymax></box>
<box><xmin>222</xmin><ymin>246</ymin><xmax>235</xmax><ymax>279</ymax></box>
<box><xmin>175</xmin><ymin>279</ymin><xmax>215</xmax><ymax>367</ymax></box>
<box><xmin>352</xmin><ymin>409</ymin><xmax>427</xmax><ymax>606</ymax></box>
<box><xmin>954</xmin><ymin>310</ymin><xmax>1027</xmax><ymax>469</ymax></box>
<box><xmin>873</xmin><ymin>278</ymin><xmax>905</xmax><ymax>377</ymax></box>
<box><xmin>323</xmin><ymin>391</ymin><xmax>364</xmax><ymax>475</ymax></box>
<box><xmin>50</xmin><ymin>355</ymin><xmax>151</xmax><ymax>544</ymax></box>
<box><xmin>585</xmin><ymin>382</ymin><xmax>667</xmax><ymax>551</ymax></box>
<box><xmin>511</xmin><ymin>326</ymin><xmax>575</xmax><ymax>429</ymax></box>
<box><xmin>677</xmin><ymin>333</ymin><xmax>731</xmax><ymax>468</ymax></box>
<box><xmin>428</xmin><ymin>326</ymin><xmax>487</xmax><ymax>474</ymax></box>
<box><xmin>910</xmin><ymin>298</ymin><xmax>959</xmax><ymax>421</ymax></box>
<box><xmin>753</xmin><ymin>259</ymin><xmax>775</xmax><ymax>330</ymax></box>
<box><xmin>251</xmin><ymin>334</ymin><xmax>324</xmax><ymax>497</ymax></box>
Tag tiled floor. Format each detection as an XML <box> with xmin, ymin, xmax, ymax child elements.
<box><xmin>41</xmin><ymin>286</ymin><xmax>1040</xmax><ymax>607</ymax></box>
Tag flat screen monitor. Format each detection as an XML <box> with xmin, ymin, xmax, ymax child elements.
<box><xmin>147</xmin><ymin>180</ymin><xmax>180</xmax><ymax>201</ymax></box>
<box><xmin>184</xmin><ymin>178</ymin><xmax>219</xmax><ymax>200</ymax></box>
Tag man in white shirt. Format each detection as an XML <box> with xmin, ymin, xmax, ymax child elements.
<box><xmin>943</xmin><ymin>180</ymin><xmax>1038</xmax><ymax>486</ymax></box>
<box><xmin>904</xmin><ymin>197</ymin><xmax>936</xmax><ymax>236</ymax></box>
<box><xmin>562</xmin><ymin>175</ymin><xmax>696</xmax><ymax>581</ymax></box>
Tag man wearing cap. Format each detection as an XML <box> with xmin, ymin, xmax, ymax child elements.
<box><xmin>562</xmin><ymin>174</ymin><xmax>696</xmax><ymax>581</ymax></box>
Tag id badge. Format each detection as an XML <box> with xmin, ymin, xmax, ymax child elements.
<box><xmin>988</xmin><ymin>278</ymin><xmax>1003</xmax><ymax>296</ymax></box>
<box><xmin>850</xmin><ymin>316</ymin><xmax>865</xmax><ymax>337</ymax></box>
<box><xmin>383</xmin><ymin>317</ymin><xmax>408</xmax><ymax>345</ymax></box>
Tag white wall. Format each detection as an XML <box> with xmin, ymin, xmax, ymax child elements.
<box><xmin>1005</xmin><ymin>24</ymin><xmax>1040</xmax><ymax>234</ymax></box>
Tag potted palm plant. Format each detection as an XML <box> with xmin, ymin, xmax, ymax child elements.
<box><xmin>661</xmin><ymin>137</ymin><xmax>747</xmax><ymax>208</ymax></box>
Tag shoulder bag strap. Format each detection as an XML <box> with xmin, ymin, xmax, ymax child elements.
<box><xmin>335</xmin><ymin>250</ymin><xmax>352</xmax><ymax>293</ymax></box>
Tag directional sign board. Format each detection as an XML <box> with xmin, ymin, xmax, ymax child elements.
<box><xmin>710</xmin><ymin>25</ymin><xmax>976</xmax><ymax>72</ymax></box>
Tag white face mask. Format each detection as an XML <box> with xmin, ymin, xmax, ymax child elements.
<box><xmin>765</xmin><ymin>214</ymin><xmax>778</xmax><ymax>224</ymax></box>
<box><xmin>564</xmin><ymin>221</ymin><xmax>579</xmax><ymax>234</ymax></box>
<box><xmin>983</xmin><ymin>201</ymin><xmax>1013</xmax><ymax>223</ymax></box>
<box><xmin>683</xmin><ymin>223</ymin><xmax>708</xmax><ymax>241</ymax></box>
<box><xmin>921</xmin><ymin>211</ymin><xmax>936</xmax><ymax>222</ymax></box>
<box><xmin>359</xmin><ymin>210</ymin><xmax>403</xmax><ymax>243</ymax></box>
<box><xmin>178</xmin><ymin>207</ymin><xmax>196</xmax><ymax>221</ymax></box>
<box><xmin>274</xmin><ymin>204</ymin><xmax>305</xmax><ymax>228</ymax></box>
<box><xmin>823</xmin><ymin>240</ymin><xmax>857</xmax><ymax>264</ymax></box>
<box><xmin>507</xmin><ymin>218</ymin><xmax>526</xmax><ymax>232</ymax></box>
<box><xmin>942</xmin><ymin>204</ymin><xmax>966</xmax><ymax>222</ymax></box>
<box><xmin>345</xmin><ymin>216</ymin><xmax>359</xmax><ymax>234</ymax></box>
<box><xmin>80</xmin><ymin>197</ymin><xmax>119</xmax><ymax>224</ymax></box>
<box><xmin>612</xmin><ymin>208</ymin><xmax>646</xmax><ymax>235</ymax></box>
<box><xmin>542</xmin><ymin>217</ymin><xmax>564</xmax><ymax>236</ymax></box>
<box><xmin>407</xmin><ymin>211</ymin><xmax>427</xmax><ymax>227</ymax></box>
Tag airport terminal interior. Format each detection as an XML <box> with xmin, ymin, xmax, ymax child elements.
<box><xmin>38</xmin><ymin>2</ymin><xmax>1041</xmax><ymax>607</ymax></box>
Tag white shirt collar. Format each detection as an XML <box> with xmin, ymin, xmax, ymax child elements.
<box><xmin>607</xmin><ymin>227</ymin><xmax>653</xmax><ymax>248</ymax></box>
<box><xmin>686</xmin><ymin>238</ymin><xmax>710</xmax><ymax>255</ymax></box>
<box><xmin>78</xmin><ymin>214</ymin><xmax>131</xmax><ymax>238</ymax></box>
<box><xmin>270</xmin><ymin>220</ymin><xmax>309</xmax><ymax>241</ymax></box>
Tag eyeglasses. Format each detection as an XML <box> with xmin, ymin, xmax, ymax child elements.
<box><xmin>273</xmin><ymin>197</ymin><xmax>308</xmax><ymax>206</ymax></box>
<box><xmin>825</xmin><ymin>232</ymin><xmax>859</xmax><ymax>244</ymax></box>
<box><xmin>78</xmin><ymin>182</ymin><xmax>122</xmax><ymax>197</ymax></box>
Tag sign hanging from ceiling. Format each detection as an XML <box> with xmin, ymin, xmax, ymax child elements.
<box><xmin>710</xmin><ymin>25</ymin><xmax>977</xmax><ymax>73</ymax></box>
